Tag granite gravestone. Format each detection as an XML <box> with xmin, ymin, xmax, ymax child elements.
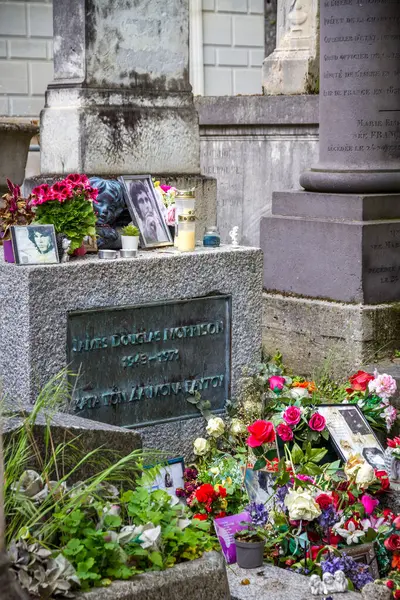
<box><xmin>68</xmin><ymin>296</ymin><xmax>231</xmax><ymax>427</ymax></box>
<box><xmin>260</xmin><ymin>0</ymin><xmax>400</xmax><ymax>375</ymax></box>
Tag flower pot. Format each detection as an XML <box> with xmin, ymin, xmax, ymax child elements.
<box><xmin>3</xmin><ymin>239</ymin><xmax>15</xmax><ymax>263</ymax></box>
<box><xmin>235</xmin><ymin>539</ymin><xmax>265</xmax><ymax>569</ymax></box>
<box><xmin>73</xmin><ymin>243</ymin><xmax>86</xmax><ymax>257</ymax></box>
<box><xmin>121</xmin><ymin>235</ymin><xmax>139</xmax><ymax>250</ymax></box>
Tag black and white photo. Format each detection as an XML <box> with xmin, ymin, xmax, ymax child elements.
<box><xmin>11</xmin><ymin>225</ymin><xmax>59</xmax><ymax>265</ymax></box>
<box><xmin>318</xmin><ymin>404</ymin><xmax>385</xmax><ymax>468</ymax></box>
<box><xmin>119</xmin><ymin>175</ymin><xmax>172</xmax><ymax>248</ymax></box>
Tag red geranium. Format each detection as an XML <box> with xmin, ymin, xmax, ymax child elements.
<box><xmin>348</xmin><ymin>370</ymin><xmax>374</xmax><ymax>392</ymax></box>
<box><xmin>195</xmin><ymin>483</ymin><xmax>215</xmax><ymax>503</ymax></box>
<box><xmin>247</xmin><ymin>420</ymin><xmax>275</xmax><ymax>448</ymax></box>
<box><xmin>315</xmin><ymin>493</ymin><xmax>333</xmax><ymax>510</ymax></box>
<box><xmin>216</xmin><ymin>486</ymin><xmax>227</xmax><ymax>498</ymax></box>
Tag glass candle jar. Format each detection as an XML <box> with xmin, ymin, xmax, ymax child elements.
<box><xmin>203</xmin><ymin>226</ymin><xmax>221</xmax><ymax>248</ymax></box>
<box><xmin>177</xmin><ymin>214</ymin><xmax>196</xmax><ymax>252</ymax></box>
<box><xmin>175</xmin><ymin>189</ymin><xmax>196</xmax><ymax>247</ymax></box>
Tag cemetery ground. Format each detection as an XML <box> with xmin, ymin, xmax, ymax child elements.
<box><xmin>2</xmin><ymin>356</ymin><xmax>400</xmax><ymax>600</ymax></box>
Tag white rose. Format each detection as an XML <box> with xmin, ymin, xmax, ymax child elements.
<box><xmin>230</xmin><ymin>418</ymin><xmax>247</xmax><ymax>435</ymax></box>
<box><xmin>355</xmin><ymin>462</ymin><xmax>376</xmax><ymax>486</ymax></box>
<box><xmin>193</xmin><ymin>437</ymin><xmax>209</xmax><ymax>456</ymax></box>
<box><xmin>289</xmin><ymin>388</ymin><xmax>309</xmax><ymax>401</ymax></box>
<box><xmin>206</xmin><ymin>417</ymin><xmax>225</xmax><ymax>438</ymax></box>
<box><xmin>284</xmin><ymin>488</ymin><xmax>322</xmax><ymax>521</ymax></box>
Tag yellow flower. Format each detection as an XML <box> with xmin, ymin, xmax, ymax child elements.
<box><xmin>154</xmin><ymin>180</ymin><xmax>160</xmax><ymax>187</ymax></box>
<box><xmin>220</xmin><ymin>498</ymin><xmax>228</xmax><ymax>510</ymax></box>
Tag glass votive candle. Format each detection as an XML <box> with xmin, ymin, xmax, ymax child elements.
<box><xmin>177</xmin><ymin>214</ymin><xmax>196</xmax><ymax>252</ymax></box>
<box><xmin>175</xmin><ymin>189</ymin><xmax>196</xmax><ymax>247</ymax></box>
<box><xmin>203</xmin><ymin>226</ymin><xmax>221</xmax><ymax>248</ymax></box>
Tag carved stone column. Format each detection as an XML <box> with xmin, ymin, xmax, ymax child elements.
<box><xmin>262</xmin><ymin>0</ymin><xmax>319</xmax><ymax>95</ymax></box>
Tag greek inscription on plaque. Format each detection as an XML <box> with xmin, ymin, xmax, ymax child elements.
<box><xmin>67</xmin><ymin>296</ymin><xmax>231</xmax><ymax>427</ymax></box>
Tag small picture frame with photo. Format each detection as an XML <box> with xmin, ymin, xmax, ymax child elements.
<box><xmin>344</xmin><ymin>543</ymin><xmax>380</xmax><ymax>579</ymax></box>
<box><xmin>148</xmin><ymin>457</ymin><xmax>185</xmax><ymax>498</ymax></box>
<box><xmin>11</xmin><ymin>224</ymin><xmax>59</xmax><ymax>265</ymax></box>
<box><xmin>318</xmin><ymin>404</ymin><xmax>386</xmax><ymax>470</ymax></box>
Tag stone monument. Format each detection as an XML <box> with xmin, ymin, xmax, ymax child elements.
<box><xmin>261</xmin><ymin>0</ymin><xmax>400</xmax><ymax>375</ymax></box>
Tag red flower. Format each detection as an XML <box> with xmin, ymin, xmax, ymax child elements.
<box><xmin>307</xmin><ymin>545</ymin><xmax>324</xmax><ymax>561</ymax></box>
<box><xmin>266</xmin><ymin>457</ymin><xmax>279</xmax><ymax>472</ymax></box>
<box><xmin>195</xmin><ymin>483</ymin><xmax>215</xmax><ymax>503</ymax></box>
<box><xmin>383</xmin><ymin>509</ymin><xmax>395</xmax><ymax>521</ymax></box>
<box><xmin>328</xmin><ymin>532</ymin><xmax>342</xmax><ymax>545</ymax></box>
<box><xmin>309</xmin><ymin>413</ymin><xmax>326</xmax><ymax>432</ymax></box>
<box><xmin>348</xmin><ymin>370</ymin><xmax>374</xmax><ymax>392</ymax></box>
<box><xmin>392</xmin><ymin>555</ymin><xmax>400</xmax><ymax>570</ymax></box>
<box><xmin>384</xmin><ymin>534</ymin><xmax>400</xmax><ymax>552</ymax></box>
<box><xmin>285</xmin><ymin>558</ymin><xmax>295</xmax><ymax>567</ymax></box>
<box><xmin>375</xmin><ymin>470</ymin><xmax>390</xmax><ymax>492</ymax></box>
<box><xmin>276</xmin><ymin>423</ymin><xmax>294</xmax><ymax>442</ymax></box>
<box><xmin>315</xmin><ymin>493</ymin><xmax>333</xmax><ymax>510</ymax></box>
<box><xmin>216</xmin><ymin>486</ymin><xmax>227</xmax><ymax>498</ymax></box>
<box><xmin>193</xmin><ymin>514</ymin><xmax>207</xmax><ymax>521</ymax></box>
<box><xmin>393</xmin><ymin>516</ymin><xmax>400</xmax><ymax>529</ymax></box>
<box><xmin>283</xmin><ymin>406</ymin><xmax>301</xmax><ymax>426</ymax></box>
<box><xmin>247</xmin><ymin>420</ymin><xmax>275</xmax><ymax>448</ymax></box>
<box><xmin>394</xmin><ymin>590</ymin><xmax>400</xmax><ymax>600</ymax></box>
<box><xmin>386</xmin><ymin>581</ymin><xmax>395</xmax><ymax>590</ymax></box>
<box><xmin>214</xmin><ymin>511</ymin><xmax>226</xmax><ymax>519</ymax></box>
<box><xmin>387</xmin><ymin>437</ymin><xmax>400</xmax><ymax>448</ymax></box>
<box><xmin>269</xmin><ymin>375</ymin><xmax>285</xmax><ymax>392</ymax></box>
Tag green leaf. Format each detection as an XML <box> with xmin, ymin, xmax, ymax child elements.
<box><xmin>265</xmin><ymin>449</ymin><xmax>278</xmax><ymax>461</ymax></box>
<box><xmin>149</xmin><ymin>551</ymin><xmax>164</xmax><ymax>568</ymax></box>
<box><xmin>291</xmin><ymin>443</ymin><xmax>304</xmax><ymax>464</ymax></box>
<box><xmin>253</xmin><ymin>458</ymin><xmax>267</xmax><ymax>471</ymax></box>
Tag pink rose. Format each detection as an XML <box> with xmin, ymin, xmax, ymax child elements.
<box><xmin>166</xmin><ymin>205</ymin><xmax>176</xmax><ymax>226</ymax></box>
<box><xmin>308</xmin><ymin>413</ymin><xmax>326</xmax><ymax>432</ymax></box>
<box><xmin>361</xmin><ymin>494</ymin><xmax>379</xmax><ymax>515</ymax></box>
<box><xmin>283</xmin><ymin>406</ymin><xmax>301</xmax><ymax>426</ymax></box>
<box><xmin>269</xmin><ymin>375</ymin><xmax>285</xmax><ymax>392</ymax></box>
<box><xmin>276</xmin><ymin>423</ymin><xmax>294</xmax><ymax>442</ymax></box>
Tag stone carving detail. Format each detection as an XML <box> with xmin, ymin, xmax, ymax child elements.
<box><xmin>309</xmin><ymin>571</ymin><xmax>348</xmax><ymax>595</ymax></box>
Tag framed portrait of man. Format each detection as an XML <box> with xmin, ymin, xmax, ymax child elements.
<box><xmin>119</xmin><ymin>175</ymin><xmax>173</xmax><ymax>248</ymax></box>
<box><xmin>318</xmin><ymin>404</ymin><xmax>385</xmax><ymax>470</ymax></box>
<box><xmin>11</xmin><ymin>225</ymin><xmax>59</xmax><ymax>265</ymax></box>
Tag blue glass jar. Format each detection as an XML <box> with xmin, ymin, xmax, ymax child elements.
<box><xmin>203</xmin><ymin>226</ymin><xmax>221</xmax><ymax>247</ymax></box>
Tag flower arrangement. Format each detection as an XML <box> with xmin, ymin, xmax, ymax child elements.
<box><xmin>0</xmin><ymin>179</ymin><xmax>34</xmax><ymax>240</ymax></box>
<box><xmin>31</xmin><ymin>174</ymin><xmax>98</xmax><ymax>253</ymax></box>
<box><xmin>345</xmin><ymin>370</ymin><xmax>397</xmax><ymax>432</ymax></box>
<box><xmin>189</xmin><ymin>483</ymin><xmax>228</xmax><ymax>521</ymax></box>
<box><xmin>154</xmin><ymin>182</ymin><xmax>177</xmax><ymax>226</ymax></box>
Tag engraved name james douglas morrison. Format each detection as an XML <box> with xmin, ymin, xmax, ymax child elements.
<box><xmin>72</xmin><ymin>320</ymin><xmax>225</xmax><ymax>412</ymax></box>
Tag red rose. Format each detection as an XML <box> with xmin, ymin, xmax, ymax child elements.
<box><xmin>348</xmin><ymin>370</ymin><xmax>374</xmax><ymax>392</ymax></box>
<box><xmin>247</xmin><ymin>420</ymin><xmax>275</xmax><ymax>448</ymax></box>
<box><xmin>386</xmin><ymin>581</ymin><xmax>395</xmax><ymax>590</ymax></box>
<box><xmin>269</xmin><ymin>376</ymin><xmax>285</xmax><ymax>392</ymax></box>
<box><xmin>276</xmin><ymin>423</ymin><xmax>294</xmax><ymax>442</ymax></box>
<box><xmin>283</xmin><ymin>406</ymin><xmax>301</xmax><ymax>426</ymax></box>
<box><xmin>375</xmin><ymin>470</ymin><xmax>390</xmax><ymax>492</ymax></box>
<box><xmin>309</xmin><ymin>413</ymin><xmax>326</xmax><ymax>432</ymax></box>
<box><xmin>316</xmin><ymin>493</ymin><xmax>333</xmax><ymax>510</ymax></box>
<box><xmin>193</xmin><ymin>514</ymin><xmax>207</xmax><ymax>521</ymax></box>
<box><xmin>195</xmin><ymin>483</ymin><xmax>215</xmax><ymax>503</ymax></box>
<box><xmin>393</xmin><ymin>516</ymin><xmax>400</xmax><ymax>529</ymax></box>
<box><xmin>384</xmin><ymin>534</ymin><xmax>400</xmax><ymax>552</ymax></box>
<box><xmin>394</xmin><ymin>590</ymin><xmax>400</xmax><ymax>600</ymax></box>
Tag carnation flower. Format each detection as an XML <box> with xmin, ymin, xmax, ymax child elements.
<box><xmin>284</xmin><ymin>488</ymin><xmax>322</xmax><ymax>521</ymax></box>
<box><xmin>384</xmin><ymin>404</ymin><xmax>397</xmax><ymax>431</ymax></box>
<box><xmin>368</xmin><ymin>371</ymin><xmax>397</xmax><ymax>400</ymax></box>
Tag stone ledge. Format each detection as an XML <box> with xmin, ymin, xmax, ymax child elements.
<box><xmin>195</xmin><ymin>95</ymin><xmax>319</xmax><ymax>127</ymax></box>
<box><xmin>79</xmin><ymin>552</ymin><xmax>230</xmax><ymax>600</ymax></box>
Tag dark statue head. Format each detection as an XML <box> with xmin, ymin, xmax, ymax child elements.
<box><xmin>89</xmin><ymin>178</ymin><xmax>126</xmax><ymax>227</ymax></box>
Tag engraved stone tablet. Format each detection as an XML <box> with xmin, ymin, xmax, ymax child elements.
<box><xmin>67</xmin><ymin>296</ymin><xmax>231</xmax><ymax>427</ymax></box>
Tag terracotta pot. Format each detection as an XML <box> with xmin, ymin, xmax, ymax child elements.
<box><xmin>235</xmin><ymin>539</ymin><xmax>265</xmax><ymax>569</ymax></box>
<box><xmin>3</xmin><ymin>239</ymin><xmax>15</xmax><ymax>263</ymax></box>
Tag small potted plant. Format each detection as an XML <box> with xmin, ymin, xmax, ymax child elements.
<box><xmin>121</xmin><ymin>224</ymin><xmax>140</xmax><ymax>250</ymax></box>
<box><xmin>234</xmin><ymin>502</ymin><xmax>268</xmax><ymax>569</ymax></box>
<box><xmin>0</xmin><ymin>179</ymin><xmax>34</xmax><ymax>263</ymax></box>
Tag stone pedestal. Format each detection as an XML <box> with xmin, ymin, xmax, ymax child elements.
<box><xmin>40</xmin><ymin>0</ymin><xmax>200</xmax><ymax>176</ymax></box>
<box><xmin>262</xmin><ymin>0</ymin><xmax>319</xmax><ymax>95</ymax></box>
<box><xmin>260</xmin><ymin>1</ymin><xmax>400</xmax><ymax>375</ymax></box>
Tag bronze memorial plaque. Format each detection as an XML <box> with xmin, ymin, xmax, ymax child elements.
<box><xmin>67</xmin><ymin>296</ymin><xmax>231</xmax><ymax>427</ymax></box>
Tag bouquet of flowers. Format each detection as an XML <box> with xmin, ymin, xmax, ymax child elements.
<box><xmin>154</xmin><ymin>182</ymin><xmax>176</xmax><ymax>227</ymax></box>
<box><xmin>345</xmin><ymin>370</ymin><xmax>397</xmax><ymax>432</ymax></box>
<box><xmin>189</xmin><ymin>483</ymin><xmax>228</xmax><ymax>521</ymax></box>
<box><xmin>31</xmin><ymin>174</ymin><xmax>98</xmax><ymax>253</ymax></box>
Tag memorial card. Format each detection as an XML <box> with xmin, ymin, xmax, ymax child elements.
<box><xmin>214</xmin><ymin>511</ymin><xmax>251</xmax><ymax>564</ymax></box>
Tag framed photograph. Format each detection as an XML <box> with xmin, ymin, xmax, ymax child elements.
<box><xmin>148</xmin><ymin>457</ymin><xmax>185</xmax><ymax>498</ymax></box>
<box><xmin>344</xmin><ymin>543</ymin><xmax>380</xmax><ymax>579</ymax></box>
<box><xmin>11</xmin><ymin>225</ymin><xmax>59</xmax><ymax>265</ymax></box>
<box><xmin>318</xmin><ymin>404</ymin><xmax>385</xmax><ymax>469</ymax></box>
<box><xmin>119</xmin><ymin>175</ymin><xmax>173</xmax><ymax>248</ymax></box>
<box><xmin>83</xmin><ymin>235</ymin><xmax>98</xmax><ymax>253</ymax></box>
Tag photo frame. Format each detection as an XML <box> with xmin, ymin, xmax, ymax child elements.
<box><xmin>344</xmin><ymin>543</ymin><xmax>380</xmax><ymax>579</ymax></box>
<box><xmin>11</xmin><ymin>225</ymin><xmax>59</xmax><ymax>265</ymax></box>
<box><xmin>118</xmin><ymin>175</ymin><xmax>173</xmax><ymax>248</ymax></box>
<box><xmin>318</xmin><ymin>404</ymin><xmax>385</xmax><ymax>470</ymax></box>
<box><xmin>148</xmin><ymin>457</ymin><xmax>185</xmax><ymax>498</ymax></box>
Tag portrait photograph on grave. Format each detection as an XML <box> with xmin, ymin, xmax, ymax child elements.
<box><xmin>119</xmin><ymin>175</ymin><xmax>173</xmax><ymax>248</ymax></box>
<box><xmin>318</xmin><ymin>404</ymin><xmax>385</xmax><ymax>469</ymax></box>
<box><xmin>10</xmin><ymin>225</ymin><xmax>59</xmax><ymax>265</ymax></box>
<box><xmin>147</xmin><ymin>457</ymin><xmax>185</xmax><ymax>498</ymax></box>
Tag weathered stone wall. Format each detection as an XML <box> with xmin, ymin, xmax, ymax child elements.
<box><xmin>197</xmin><ymin>95</ymin><xmax>319</xmax><ymax>245</ymax></box>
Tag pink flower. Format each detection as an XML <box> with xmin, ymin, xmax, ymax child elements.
<box><xmin>361</xmin><ymin>494</ymin><xmax>379</xmax><ymax>515</ymax></box>
<box><xmin>384</xmin><ymin>405</ymin><xmax>397</xmax><ymax>431</ymax></box>
<box><xmin>269</xmin><ymin>375</ymin><xmax>285</xmax><ymax>392</ymax></box>
<box><xmin>368</xmin><ymin>371</ymin><xmax>397</xmax><ymax>400</ymax></box>
<box><xmin>166</xmin><ymin>205</ymin><xmax>176</xmax><ymax>226</ymax></box>
<box><xmin>160</xmin><ymin>185</ymin><xmax>172</xmax><ymax>192</ymax></box>
<box><xmin>283</xmin><ymin>406</ymin><xmax>301</xmax><ymax>426</ymax></box>
<box><xmin>308</xmin><ymin>413</ymin><xmax>326</xmax><ymax>432</ymax></box>
<box><xmin>276</xmin><ymin>423</ymin><xmax>294</xmax><ymax>442</ymax></box>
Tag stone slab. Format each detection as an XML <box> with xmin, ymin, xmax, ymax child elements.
<box><xmin>79</xmin><ymin>552</ymin><xmax>230</xmax><ymax>600</ymax></box>
<box><xmin>261</xmin><ymin>212</ymin><xmax>400</xmax><ymax>304</ymax></box>
<box><xmin>272</xmin><ymin>191</ymin><xmax>400</xmax><ymax>222</ymax></box>
<box><xmin>0</xmin><ymin>246</ymin><xmax>262</xmax><ymax>458</ymax></box>
<box><xmin>262</xmin><ymin>292</ymin><xmax>400</xmax><ymax>380</ymax></box>
<box><xmin>228</xmin><ymin>563</ymin><xmax>361</xmax><ymax>600</ymax></box>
